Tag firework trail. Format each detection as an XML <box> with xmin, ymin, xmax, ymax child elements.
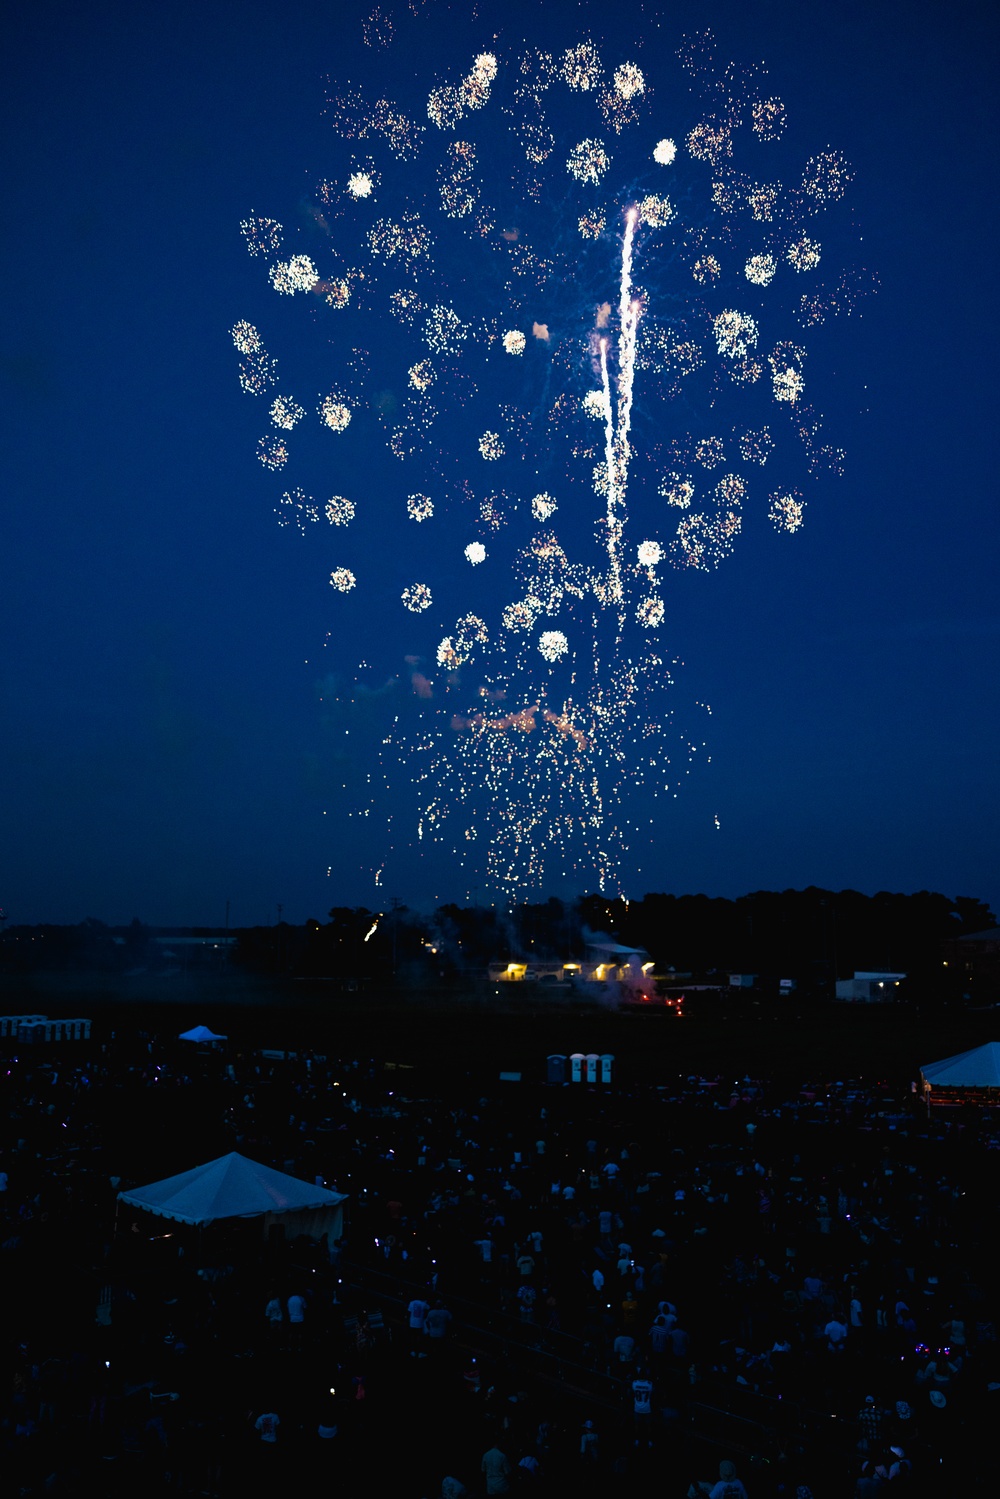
<box><xmin>596</xmin><ymin>206</ymin><xmax>640</xmax><ymax>615</ymax></box>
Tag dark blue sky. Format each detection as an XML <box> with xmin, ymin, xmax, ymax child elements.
<box><xmin>2</xmin><ymin>0</ymin><xmax>997</xmax><ymax>926</ymax></box>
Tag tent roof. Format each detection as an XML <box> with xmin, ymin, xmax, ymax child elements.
<box><xmin>178</xmin><ymin>1025</ymin><xmax>227</xmax><ymax>1042</ymax></box>
<box><xmin>920</xmin><ymin>1041</ymin><xmax>1000</xmax><ymax>1088</ymax></box>
<box><xmin>118</xmin><ymin>1152</ymin><xmax>347</xmax><ymax>1225</ymax></box>
<box><xmin>586</xmin><ymin>942</ymin><xmax>649</xmax><ymax>958</ymax></box>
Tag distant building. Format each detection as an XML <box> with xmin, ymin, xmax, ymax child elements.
<box><xmin>0</xmin><ymin>1015</ymin><xmax>91</xmax><ymax>1041</ymax></box>
<box><xmin>941</xmin><ymin>926</ymin><xmax>1000</xmax><ymax>1003</ymax></box>
<box><xmin>487</xmin><ymin>943</ymin><xmax>655</xmax><ymax>993</ymax></box>
<box><xmin>152</xmin><ymin>935</ymin><xmax>235</xmax><ymax>968</ymax></box>
<box><xmin>835</xmin><ymin>971</ymin><xmax>906</xmax><ymax>1002</ymax></box>
<box><xmin>488</xmin><ymin>960</ymin><xmax>578</xmax><ymax>983</ymax></box>
<box><xmin>584</xmin><ymin>942</ymin><xmax>653</xmax><ymax>985</ymax></box>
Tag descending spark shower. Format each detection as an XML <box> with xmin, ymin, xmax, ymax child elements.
<box><xmin>231</xmin><ymin>20</ymin><xmax>873</xmax><ymax>897</ymax></box>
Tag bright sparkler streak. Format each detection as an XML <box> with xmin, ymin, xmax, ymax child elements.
<box><xmin>598</xmin><ymin>338</ymin><xmax>619</xmax><ymax>601</ymax></box>
<box><xmin>615</xmin><ymin>210</ymin><xmax>641</xmax><ymax>494</ymax></box>
<box><xmin>599</xmin><ymin>208</ymin><xmax>641</xmax><ymax>613</ymax></box>
<box><xmin>363</xmin><ymin>918</ymin><xmax>379</xmax><ymax>942</ymax></box>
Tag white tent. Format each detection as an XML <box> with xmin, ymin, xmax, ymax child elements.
<box><xmin>920</xmin><ymin>1041</ymin><xmax>1000</xmax><ymax>1089</ymax></box>
<box><xmin>178</xmin><ymin>1025</ymin><xmax>227</xmax><ymax>1043</ymax></box>
<box><xmin>118</xmin><ymin>1152</ymin><xmax>346</xmax><ymax>1244</ymax></box>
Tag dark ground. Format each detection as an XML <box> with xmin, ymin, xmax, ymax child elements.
<box><xmin>1</xmin><ymin>972</ymin><xmax>997</xmax><ymax>1496</ymax></box>
<box><xmin>4</xmin><ymin>969</ymin><xmax>993</xmax><ymax>1194</ymax></box>
<box><xmin>2</xmin><ymin>967</ymin><xmax>994</xmax><ymax>1086</ymax></box>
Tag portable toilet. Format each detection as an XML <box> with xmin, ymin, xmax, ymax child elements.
<box><xmin>600</xmin><ymin>1053</ymin><xmax>614</xmax><ymax>1085</ymax></box>
<box><xmin>585</xmin><ymin>1053</ymin><xmax>599</xmax><ymax>1084</ymax></box>
<box><xmin>546</xmin><ymin>1053</ymin><xmax>567</xmax><ymax>1085</ymax></box>
<box><xmin>570</xmin><ymin>1052</ymin><xmax>585</xmax><ymax>1083</ymax></box>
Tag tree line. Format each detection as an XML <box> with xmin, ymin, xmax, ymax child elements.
<box><xmin>4</xmin><ymin>890</ymin><xmax>990</xmax><ymax>1002</ymax></box>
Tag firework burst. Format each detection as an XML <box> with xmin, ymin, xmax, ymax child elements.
<box><xmin>232</xmin><ymin>20</ymin><xmax>874</xmax><ymax>895</ymax></box>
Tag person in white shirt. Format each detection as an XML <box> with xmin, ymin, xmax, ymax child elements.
<box><xmin>286</xmin><ymin>1293</ymin><xmax>306</xmax><ymax>1346</ymax></box>
<box><xmin>481</xmin><ymin>1444</ymin><xmax>512</xmax><ymax>1495</ymax></box>
<box><xmin>708</xmin><ymin>1459</ymin><xmax>748</xmax><ymax>1498</ymax></box>
<box><xmin>264</xmin><ymin>1295</ymin><xmax>283</xmax><ymax>1339</ymax></box>
<box><xmin>632</xmin><ymin>1369</ymin><xmax>654</xmax><ymax>1446</ymax></box>
<box><xmin>649</xmin><ymin>1314</ymin><xmax>673</xmax><ymax>1356</ymax></box>
<box><xmin>408</xmin><ymin>1295</ymin><xmax>430</xmax><ymax>1356</ymax></box>
<box><xmin>316</xmin><ymin>1399</ymin><xmax>338</xmax><ymax>1440</ymax></box>
<box><xmin>286</xmin><ymin>1293</ymin><xmax>305</xmax><ymax>1323</ymax></box>
<box><xmin>824</xmin><ymin>1316</ymin><xmax>848</xmax><ymax>1352</ymax></box>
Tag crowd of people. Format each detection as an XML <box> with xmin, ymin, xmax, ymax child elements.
<box><xmin>0</xmin><ymin>1022</ymin><xmax>998</xmax><ymax>1495</ymax></box>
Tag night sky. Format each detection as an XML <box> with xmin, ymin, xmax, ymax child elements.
<box><xmin>2</xmin><ymin>0</ymin><xmax>998</xmax><ymax>927</ymax></box>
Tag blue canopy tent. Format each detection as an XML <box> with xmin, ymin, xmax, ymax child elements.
<box><xmin>118</xmin><ymin>1152</ymin><xmax>346</xmax><ymax>1245</ymax></box>
<box><xmin>920</xmin><ymin>1042</ymin><xmax>1000</xmax><ymax>1107</ymax></box>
